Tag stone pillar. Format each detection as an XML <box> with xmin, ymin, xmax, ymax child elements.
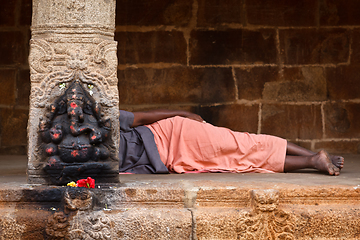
<box><xmin>28</xmin><ymin>0</ymin><xmax>119</xmax><ymax>184</ymax></box>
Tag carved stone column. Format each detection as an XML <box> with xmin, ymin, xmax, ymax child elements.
<box><xmin>28</xmin><ymin>0</ymin><xmax>119</xmax><ymax>184</ymax></box>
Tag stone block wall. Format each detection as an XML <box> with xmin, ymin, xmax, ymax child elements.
<box><xmin>117</xmin><ymin>0</ymin><xmax>360</xmax><ymax>154</ymax></box>
<box><xmin>0</xmin><ymin>0</ymin><xmax>31</xmax><ymax>154</ymax></box>
<box><xmin>0</xmin><ymin>0</ymin><xmax>359</xmax><ymax>154</ymax></box>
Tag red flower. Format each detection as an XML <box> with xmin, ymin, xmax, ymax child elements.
<box><xmin>76</xmin><ymin>177</ymin><xmax>95</xmax><ymax>188</ymax></box>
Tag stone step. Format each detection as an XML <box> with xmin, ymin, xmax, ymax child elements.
<box><xmin>0</xmin><ymin>155</ymin><xmax>359</xmax><ymax>239</ymax></box>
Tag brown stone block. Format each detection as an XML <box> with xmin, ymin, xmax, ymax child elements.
<box><xmin>0</xmin><ymin>108</ymin><xmax>28</xmax><ymax>147</ymax></box>
<box><xmin>118</xmin><ymin>67</ymin><xmax>235</xmax><ymax>105</ymax></box>
<box><xmin>246</xmin><ymin>0</ymin><xmax>317</xmax><ymax>26</ymax></box>
<box><xmin>196</xmin><ymin>208</ymin><xmax>243</xmax><ymax>239</ymax></box>
<box><xmin>112</xmin><ymin>208</ymin><xmax>192</xmax><ymax>239</ymax></box>
<box><xmin>320</xmin><ymin>0</ymin><xmax>360</xmax><ymax>26</ymax></box>
<box><xmin>20</xmin><ymin>0</ymin><xmax>32</xmax><ymax>26</ymax></box>
<box><xmin>326</xmin><ymin>66</ymin><xmax>360</xmax><ymax>100</ymax></box>
<box><xmin>0</xmin><ymin>146</ymin><xmax>27</xmax><ymax>155</ymax></box>
<box><xmin>261</xmin><ymin>104</ymin><xmax>323</xmax><ymax>139</ymax></box>
<box><xmin>315</xmin><ymin>140</ymin><xmax>360</xmax><ymax>154</ymax></box>
<box><xmin>116</xmin><ymin>0</ymin><xmax>192</xmax><ymax>26</ymax></box>
<box><xmin>263</xmin><ymin>67</ymin><xmax>327</xmax><ymax>102</ymax></box>
<box><xmin>0</xmin><ymin>1</ymin><xmax>16</xmax><ymax>26</ymax></box>
<box><xmin>197</xmin><ymin>0</ymin><xmax>243</xmax><ymax>27</ymax></box>
<box><xmin>279</xmin><ymin>29</ymin><xmax>349</xmax><ymax>65</ymax></box>
<box><xmin>351</xmin><ymin>29</ymin><xmax>360</xmax><ymax>64</ymax></box>
<box><xmin>235</xmin><ymin>66</ymin><xmax>280</xmax><ymax>100</ymax></box>
<box><xmin>289</xmin><ymin>140</ymin><xmax>312</xmax><ymax>151</ymax></box>
<box><xmin>199</xmin><ymin>104</ymin><xmax>259</xmax><ymax>133</ymax></box>
<box><xmin>190</xmin><ymin>29</ymin><xmax>277</xmax><ymax>65</ymax></box>
<box><xmin>17</xmin><ymin>69</ymin><xmax>30</xmax><ymax>106</ymax></box>
<box><xmin>0</xmin><ymin>31</ymin><xmax>26</xmax><ymax>65</ymax></box>
<box><xmin>324</xmin><ymin>102</ymin><xmax>360</xmax><ymax>138</ymax></box>
<box><xmin>116</xmin><ymin>31</ymin><xmax>187</xmax><ymax>65</ymax></box>
<box><xmin>0</xmin><ymin>69</ymin><xmax>16</xmax><ymax>105</ymax></box>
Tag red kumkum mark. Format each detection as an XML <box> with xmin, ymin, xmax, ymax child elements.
<box><xmin>53</xmin><ymin>133</ymin><xmax>60</xmax><ymax>139</ymax></box>
<box><xmin>46</xmin><ymin>148</ymin><xmax>53</xmax><ymax>154</ymax></box>
<box><xmin>71</xmin><ymin>150</ymin><xmax>79</xmax><ymax>157</ymax></box>
<box><xmin>70</xmin><ymin>102</ymin><xmax>77</xmax><ymax>108</ymax></box>
<box><xmin>91</xmin><ymin>135</ymin><xmax>97</xmax><ymax>140</ymax></box>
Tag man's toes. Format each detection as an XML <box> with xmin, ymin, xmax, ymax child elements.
<box><xmin>331</xmin><ymin>166</ymin><xmax>340</xmax><ymax>176</ymax></box>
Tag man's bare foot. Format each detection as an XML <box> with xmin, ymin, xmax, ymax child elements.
<box><xmin>311</xmin><ymin>150</ymin><xmax>340</xmax><ymax>176</ymax></box>
<box><xmin>330</xmin><ymin>155</ymin><xmax>344</xmax><ymax>169</ymax></box>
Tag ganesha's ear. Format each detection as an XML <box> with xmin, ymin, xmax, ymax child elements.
<box><xmin>83</xmin><ymin>100</ymin><xmax>93</xmax><ymax>115</ymax></box>
<box><xmin>57</xmin><ymin>99</ymin><xmax>67</xmax><ymax>115</ymax></box>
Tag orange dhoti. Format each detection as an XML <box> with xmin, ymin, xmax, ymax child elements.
<box><xmin>147</xmin><ymin>116</ymin><xmax>287</xmax><ymax>174</ymax></box>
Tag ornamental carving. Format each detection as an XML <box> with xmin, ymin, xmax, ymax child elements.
<box><xmin>236</xmin><ymin>189</ymin><xmax>296</xmax><ymax>240</ymax></box>
<box><xmin>39</xmin><ymin>80</ymin><xmax>118</xmax><ymax>185</ymax></box>
<box><xmin>29</xmin><ymin>39</ymin><xmax>118</xmax><ymax>108</ymax></box>
<box><xmin>46</xmin><ymin>188</ymin><xmax>113</xmax><ymax>239</ymax></box>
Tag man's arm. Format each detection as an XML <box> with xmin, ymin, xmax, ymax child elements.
<box><xmin>131</xmin><ymin>109</ymin><xmax>204</xmax><ymax>127</ymax></box>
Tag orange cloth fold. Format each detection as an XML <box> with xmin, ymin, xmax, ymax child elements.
<box><xmin>147</xmin><ymin>116</ymin><xmax>287</xmax><ymax>174</ymax></box>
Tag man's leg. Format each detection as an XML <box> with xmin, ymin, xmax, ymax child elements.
<box><xmin>284</xmin><ymin>150</ymin><xmax>340</xmax><ymax>176</ymax></box>
<box><xmin>286</xmin><ymin>142</ymin><xmax>344</xmax><ymax>169</ymax></box>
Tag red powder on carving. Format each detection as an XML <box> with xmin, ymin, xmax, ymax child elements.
<box><xmin>91</xmin><ymin>135</ymin><xmax>96</xmax><ymax>140</ymax></box>
<box><xmin>70</xmin><ymin>102</ymin><xmax>77</xmax><ymax>108</ymax></box>
<box><xmin>53</xmin><ymin>133</ymin><xmax>60</xmax><ymax>139</ymax></box>
<box><xmin>71</xmin><ymin>150</ymin><xmax>79</xmax><ymax>157</ymax></box>
<box><xmin>46</xmin><ymin>148</ymin><xmax>53</xmax><ymax>154</ymax></box>
<box><xmin>70</xmin><ymin>125</ymin><xmax>75</xmax><ymax>131</ymax></box>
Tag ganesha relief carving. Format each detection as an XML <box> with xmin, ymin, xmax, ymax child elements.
<box><xmin>236</xmin><ymin>189</ymin><xmax>296</xmax><ymax>240</ymax></box>
<box><xmin>39</xmin><ymin>80</ymin><xmax>118</xmax><ymax>185</ymax></box>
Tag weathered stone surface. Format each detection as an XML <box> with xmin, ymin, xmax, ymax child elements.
<box><xmin>0</xmin><ymin>31</ymin><xmax>26</xmax><ymax>65</ymax></box>
<box><xmin>190</xmin><ymin>29</ymin><xmax>277</xmax><ymax>65</ymax></box>
<box><xmin>116</xmin><ymin>0</ymin><xmax>193</xmax><ymax>27</ymax></box>
<box><xmin>118</xmin><ymin>67</ymin><xmax>235</xmax><ymax>104</ymax></box>
<box><xmin>17</xmin><ymin>69</ymin><xmax>31</xmax><ymax>106</ymax></box>
<box><xmin>315</xmin><ymin>140</ymin><xmax>360</xmax><ymax>154</ymax></box>
<box><xmin>19</xmin><ymin>0</ymin><xmax>32</xmax><ymax>26</ymax></box>
<box><xmin>28</xmin><ymin>0</ymin><xmax>119</xmax><ymax>184</ymax></box>
<box><xmin>324</xmin><ymin>102</ymin><xmax>360</xmax><ymax>138</ymax></box>
<box><xmin>289</xmin><ymin>140</ymin><xmax>312</xmax><ymax>151</ymax></box>
<box><xmin>261</xmin><ymin>104</ymin><xmax>323</xmax><ymax>139</ymax></box>
<box><xmin>0</xmin><ymin>0</ymin><xmax>16</xmax><ymax>26</ymax></box>
<box><xmin>112</xmin><ymin>208</ymin><xmax>192</xmax><ymax>239</ymax></box>
<box><xmin>263</xmin><ymin>67</ymin><xmax>327</xmax><ymax>101</ymax></box>
<box><xmin>0</xmin><ymin>109</ymin><xmax>28</xmax><ymax>147</ymax></box>
<box><xmin>116</xmin><ymin>31</ymin><xmax>187</xmax><ymax>65</ymax></box>
<box><xmin>279</xmin><ymin>29</ymin><xmax>349</xmax><ymax>65</ymax></box>
<box><xmin>197</xmin><ymin>0</ymin><xmax>243</xmax><ymax>27</ymax></box>
<box><xmin>320</xmin><ymin>0</ymin><xmax>360</xmax><ymax>26</ymax></box>
<box><xmin>235</xmin><ymin>66</ymin><xmax>280</xmax><ymax>100</ymax></box>
<box><xmin>351</xmin><ymin>29</ymin><xmax>360</xmax><ymax>64</ymax></box>
<box><xmin>0</xmin><ymin>146</ymin><xmax>27</xmax><ymax>155</ymax></box>
<box><xmin>0</xmin><ymin>69</ymin><xmax>16</xmax><ymax>105</ymax></box>
<box><xmin>246</xmin><ymin>0</ymin><xmax>317</xmax><ymax>26</ymax></box>
<box><xmin>199</xmin><ymin>104</ymin><xmax>259</xmax><ymax>133</ymax></box>
<box><xmin>326</xmin><ymin>65</ymin><xmax>360</xmax><ymax>100</ymax></box>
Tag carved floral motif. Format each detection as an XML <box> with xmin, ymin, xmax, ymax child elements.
<box><xmin>29</xmin><ymin>39</ymin><xmax>118</xmax><ymax>108</ymax></box>
<box><xmin>236</xmin><ymin>189</ymin><xmax>295</xmax><ymax>240</ymax></box>
<box><xmin>46</xmin><ymin>188</ymin><xmax>112</xmax><ymax>239</ymax></box>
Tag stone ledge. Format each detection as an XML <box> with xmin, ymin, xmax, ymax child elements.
<box><xmin>0</xmin><ymin>154</ymin><xmax>360</xmax><ymax>239</ymax></box>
